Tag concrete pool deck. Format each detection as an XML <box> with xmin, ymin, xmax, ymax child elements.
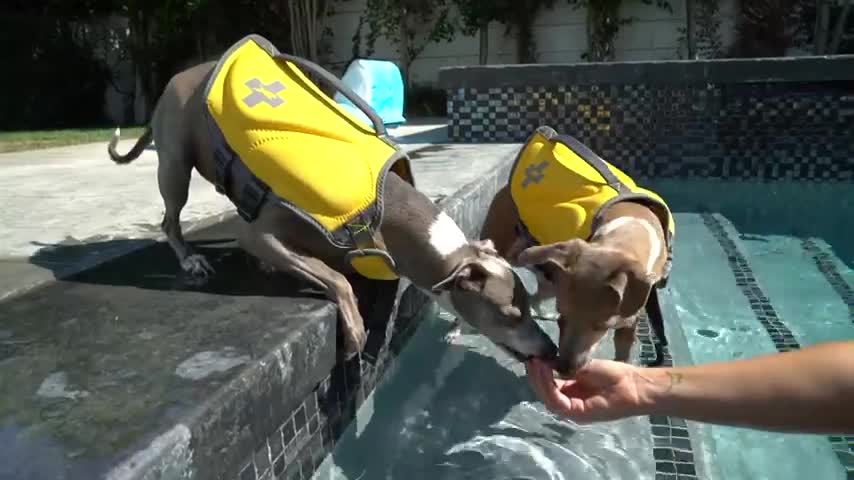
<box><xmin>0</xmin><ymin>118</ymin><xmax>480</xmax><ymax>301</ymax></box>
<box><xmin>0</xmin><ymin>121</ymin><xmax>527</xmax><ymax>479</ymax></box>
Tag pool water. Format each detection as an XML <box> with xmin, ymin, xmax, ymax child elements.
<box><xmin>313</xmin><ymin>304</ymin><xmax>661</xmax><ymax>480</ymax></box>
<box><xmin>312</xmin><ymin>179</ymin><xmax>854</xmax><ymax>480</ymax></box>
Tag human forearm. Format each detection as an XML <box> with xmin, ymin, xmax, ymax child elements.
<box><xmin>636</xmin><ymin>341</ymin><xmax>854</xmax><ymax>433</ymax></box>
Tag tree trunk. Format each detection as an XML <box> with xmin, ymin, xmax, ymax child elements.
<box><xmin>479</xmin><ymin>23</ymin><xmax>489</xmax><ymax>64</ymax></box>
<box><xmin>399</xmin><ymin>9</ymin><xmax>412</xmax><ymax>87</ymax></box>
<box><xmin>129</xmin><ymin>10</ymin><xmax>154</xmax><ymax>121</ymax></box>
<box><xmin>586</xmin><ymin>4</ymin><xmax>595</xmax><ymax>60</ymax></box>
<box><xmin>133</xmin><ymin>66</ymin><xmax>147</xmax><ymax>124</ymax></box>
<box><xmin>685</xmin><ymin>0</ymin><xmax>696</xmax><ymax>58</ymax></box>
<box><xmin>515</xmin><ymin>17</ymin><xmax>534</xmax><ymax>63</ymax></box>
<box><xmin>193</xmin><ymin>13</ymin><xmax>204</xmax><ymax>62</ymax></box>
<box><xmin>829</xmin><ymin>0</ymin><xmax>853</xmax><ymax>54</ymax></box>
<box><xmin>814</xmin><ymin>0</ymin><xmax>831</xmax><ymax>54</ymax></box>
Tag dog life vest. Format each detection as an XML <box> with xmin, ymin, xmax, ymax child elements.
<box><xmin>510</xmin><ymin>125</ymin><xmax>676</xmax><ymax>286</ymax></box>
<box><xmin>204</xmin><ymin>34</ymin><xmax>415</xmax><ymax>281</ymax></box>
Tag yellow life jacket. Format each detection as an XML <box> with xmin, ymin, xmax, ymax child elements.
<box><xmin>204</xmin><ymin>34</ymin><xmax>415</xmax><ymax>281</ymax></box>
<box><xmin>510</xmin><ymin>125</ymin><xmax>676</xmax><ymax>284</ymax></box>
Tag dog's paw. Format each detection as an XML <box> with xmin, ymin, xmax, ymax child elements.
<box><xmin>531</xmin><ymin>306</ymin><xmax>557</xmax><ymax>321</ymax></box>
<box><xmin>181</xmin><ymin>254</ymin><xmax>215</xmax><ymax>278</ymax></box>
<box><xmin>443</xmin><ymin>327</ymin><xmax>462</xmax><ymax>344</ymax></box>
<box><xmin>257</xmin><ymin>260</ymin><xmax>278</xmax><ymax>275</ymax></box>
<box><xmin>338</xmin><ymin>326</ymin><xmax>368</xmax><ymax>362</ymax></box>
<box><xmin>443</xmin><ymin>318</ymin><xmax>463</xmax><ymax>343</ymax></box>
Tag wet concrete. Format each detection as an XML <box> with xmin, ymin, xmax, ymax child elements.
<box><xmin>0</xmin><ymin>140</ymin><xmax>518</xmax><ymax>300</ymax></box>
<box><xmin>0</xmin><ymin>121</ymin><xmax>447</xmax><ymax>301</ymax></box>
<box><xmin>0</xmin><ymin>218</ymin><xmax>339</xmax><ymax>480</ymax></box>
<box><xmin>0</xmin><ymin>141</ymin><xmax>525</xmax><ymax>479</ymax></box>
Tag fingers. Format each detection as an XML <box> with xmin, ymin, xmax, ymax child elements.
<box><xmin>527</xmin><ymin>359</ymin><xmax>578</xmax><ymax>417</ymax></box>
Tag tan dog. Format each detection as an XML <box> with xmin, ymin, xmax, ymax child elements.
<box><xmin>480</xmin><ymin>126</ymin><xmax>675</xmax><ymax>376</ymax></box>
<box><xmin>107</xmin><ymin>35</ymin><xmax>557</xmax><ymax>363</ymax></box>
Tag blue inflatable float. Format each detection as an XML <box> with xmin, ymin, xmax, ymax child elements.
<box><xmin>334</xmin><ymin>59</ymin><xmax>407</xmax><ymax>128</ymax></box>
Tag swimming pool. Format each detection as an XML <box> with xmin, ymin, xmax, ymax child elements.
<box><xmin>311</xmin><ymin>178</ymin><xmax>854</xmax><ymax>480</ymax></box>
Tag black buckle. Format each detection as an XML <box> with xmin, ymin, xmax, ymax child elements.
<box><xmin>344</xmin><ymin>211</ymin><xmax>374</xmax><ymax>247</ymax></box>
<box><xmin>237</xmin><ymin>177</ymin><xmax>269</xmax><ymax>222</ymax></box>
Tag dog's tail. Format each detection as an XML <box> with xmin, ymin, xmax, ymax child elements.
<box><xmin>108</xmin><ymin>126</ymin><xmax>153</xmax><ymax>165</ymax></box>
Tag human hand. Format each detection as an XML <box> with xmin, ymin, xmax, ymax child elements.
<box><xmin>526</xmin><ymin>357</ymin><xmax>646</xmax><ymax>423</ymax></box>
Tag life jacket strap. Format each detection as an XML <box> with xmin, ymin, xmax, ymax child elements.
<box><xmin>236</xmin><ymin>175</ymin><xmax>270</xmax><ymax>222</ymax></box>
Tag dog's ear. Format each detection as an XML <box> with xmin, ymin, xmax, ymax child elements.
<box><xmin>516</xmin><ymin>239</ymin><xmax>586</xmax><ymax>279</ymax></box>
<box><xmin>471</xmin><ymin>238</ymin><xmax>499</xmax><ymax>256</ymax></box>
<box><xmin>454</xmin><ymin>260</ymin><xmax>490</xmax><ymax>293</ymax></box>
<box><xmin>430</xmin><ymin>259</ymin><xmax>490</xmax><ymax>294</ymax></box>
<box><xmin>605</xmin><ymin>257</ymin><xmax>655</xmax><ymax>316</ymax></box>
<box><xmin>517</xmin><ymin>239</ymin><xmax>585</xmax><ymax>269</ymax></box>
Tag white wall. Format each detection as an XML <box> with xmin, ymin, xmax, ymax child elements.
<box><xmin>323</xmin><ymin>0</ymin><xmax>739</xmax><ymax>86</ymax></box>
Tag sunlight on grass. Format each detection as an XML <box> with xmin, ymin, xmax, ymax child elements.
<box><xmin>0</xmin><ymin>127</ymin><xmax>147</xmax><ymax>154</ymax></box>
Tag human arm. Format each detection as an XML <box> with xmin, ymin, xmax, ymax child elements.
<box><xmin>527</xmin><ymin>340</ymin><xmax>854</xmax><ymax>434</ymax></box>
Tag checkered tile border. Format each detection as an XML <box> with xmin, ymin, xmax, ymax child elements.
<box><xmin>235</xmin><ymin>282</ymin><xmax>432</xmax><ymax>480</ymax></box>
<box><xmin>702</xmin><ymin>213</ymin><xmax>851</xmax><ymax>476</ymax></box>
<box><xmin>702</xmin><ymin>214</ymin><xmax>801</xmax><ymax>352</ymax></box>
<box><xmin>802</xmin><ymin>239</ymin><xmax>854</xmax><ymax>326</ymax></box>
<box><xmin>637</xmin><ymin>311</ymin><xmax>699</xmax><ymax>480</ymax></box>
<box><xmin>446</xmin><ymin>84</ymin><xmax>854</xmax><ymax>181</ymax></box>
<box><xmin>801</xmin><ymin>239</ymin><xmax>854</xmax><ymax>477</ymax></box>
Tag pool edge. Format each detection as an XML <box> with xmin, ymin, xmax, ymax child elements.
<box><xmin>232</xmin><ymin>146</ymin><xmax>523</xmax><ymax>480</ymax></box>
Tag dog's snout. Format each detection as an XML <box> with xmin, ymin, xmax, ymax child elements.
<box><xmin>502</xmin><ymin>318</ymin><xmax>558</xmax><ymax>362</ymax></box>
<box><xmin>525</xmin><ymin>319</ymin><xmax>559</xmax><ymax>360</ymax></box>
<box><xmin>540</xmin><ymin>330</ymin><xmax>559</xmax><ymax>361</ymax></box>
<box><xmin>555</xmin><ymin>359</ymin><xmax>576</xmax><ymax>378</ymax></box>
<box><xmin>555</xmin><ymin>353</ymin><xmax>590</xmax><ymax>378</ymax></box>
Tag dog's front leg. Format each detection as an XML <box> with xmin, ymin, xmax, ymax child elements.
<box><xmin>238</xmin><ymin>225</ymin><xmax>367</xmax><ymax>359</ymax></box>
<box><xmin>530</xmin><ymin>269</ymin><xmax>558</xmax><ymax>320</ymax></box>
<box><xmin>613</xmin><ymin>321</ymin><xmax>638</xmax><ymax>363</ymax></box>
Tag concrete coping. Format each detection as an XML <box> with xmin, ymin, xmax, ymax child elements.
<box><xmin>438</xmin><ymin>55</ymin><xmax>854</xmax><ymax>89</ymax></box>
<box><xmin>0</xmin><ymin>145</ymin><xmax>523</xmax><ymax>480</ymax></box>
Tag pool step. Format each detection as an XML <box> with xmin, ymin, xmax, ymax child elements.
<box><xmin>667</xmin><ymin>213</ymin><xmax>847</xmax><ymax>480</ymax></box>
<box><xmin>725</xmin><ymin>220</ymin><xmax>854</xmax><ymax>347</ymax></box>
<box><xmin>719</xmin><ymin>216</ymin><xmax>854</xmax><ymax>480</ymax></box>
<box><xmin>667</xmin><ymin>213</ymin><xmax>782</xmax><ymax>363</ymax></box>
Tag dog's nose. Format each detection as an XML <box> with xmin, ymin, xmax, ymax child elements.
<box><xmin>555</xmin><ymin>361</ymin><xmax>577</xmax><ymax>378</ymax></box>
<box><xmin>541</xmin><ymin>335</ymin><xmax>559</xmax><ymax>362</ymax></box>
<box><xmin>555</xmin><ymin>354</ymin><xmax>589</xmax><ymax>378</ymax></box>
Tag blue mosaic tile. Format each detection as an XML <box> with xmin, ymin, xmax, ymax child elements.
<box><xmin>239</xmin><ymin>462</ymin><xmax>256</xmax><ymax>480</ymax></box>
<box><xmin>254</xmin><ymin>441</ymin><xmax>271</xmax><ymax>477</ymax></box>
<box><xmin>637</xmin><ymin>310</ymin><xmax>699</xmax><ymax>478</ymax></box>
<box><xmin>235</xmin><ymin>287</ymin><xmax>436</xmax><ymax>478</ymax></box>
<box><xmin>281</xmin><ymin>416</ymin><xmax>296</xmax><ymax>448</ymax></box>
<box><xmin>802</xmin><ymin>239</ymin><xmax>854</xmax><ymax>325</ymax></box>
<box><xmin>272</xmin><ymin>453</ymin><xmax>286</xmax><ymax>478</ymax></box>
<box><xmin>290</xmin><ymin>405</ymin><xmax>306</xmax><ymax>441</ymax></box>
<box><xmin>283</xmin><ymin>462</ymin><xmax>301</xmax><ymax>480</ymax></box>
<box><xmin>446</xmin><ymin>84</ymin><xmax>854</xmax><ymax>181</ymax></box>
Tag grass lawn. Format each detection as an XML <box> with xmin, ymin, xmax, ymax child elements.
<box><xmin>0</xmin><ymin>127</ymin><xmax>147</xmax><ymax>153</ymax></box>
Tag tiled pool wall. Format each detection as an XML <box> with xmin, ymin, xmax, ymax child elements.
<box><xmin>642</xmin><ymin>179</ymin><xmax>854</xmax><ymax>268</ymax></box>
<box><xmin>231</xmin><ymin>155</ymin><xmax>516</xmax><ymax>480</ymax></box>
<box><xmin>439</xmin><ymin>56</ymin><xmax>854</xmax><ymax>182</ymax></box>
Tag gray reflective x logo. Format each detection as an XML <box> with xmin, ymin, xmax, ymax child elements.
<box><xmin>521</xmin><ymin>160</ymin><xmax>550</xmax><ymax>188</ymax></box>
<box><xmin>242</xmin><ymin>78</ymin><xmax>286</xmax><ymax>108</ymax></box>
